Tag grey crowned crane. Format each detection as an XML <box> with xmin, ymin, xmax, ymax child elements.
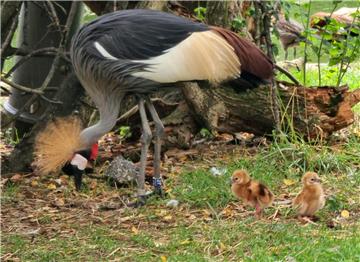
<box><xmin>275</xmin><ymin>15</ymin><xmax>305</xmax><ymax>60</ymax></box>
<box><xmin>34</xmin><ymin>9</ymin><xmax>273</xmax><ymax>206</ymax></box>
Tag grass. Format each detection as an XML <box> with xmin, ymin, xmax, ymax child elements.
<box><xmin>2</xmin><ymin>132</ymin><xmax>360</xmax><ymax>261</ymax></box>
<box><xmin>2</xmin><ymin>1</ymin><xmax>360</xmax><ymax>261</ymax></box>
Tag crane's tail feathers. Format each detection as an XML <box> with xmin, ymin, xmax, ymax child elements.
<box><xmin>211</xmin><ymin>26</ymin><xmax>274</xmax><ymax>82</ymax></box>
<box><xmin>33</xmin><ymin>116</ymin><xmax>84</xmax><ymax>175</ymax></box>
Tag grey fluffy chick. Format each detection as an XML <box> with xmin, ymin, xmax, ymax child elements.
<box><xmin>105</xmin><ymin>155</ymin><xmax>139</xmax><ymax>185</ymax></box>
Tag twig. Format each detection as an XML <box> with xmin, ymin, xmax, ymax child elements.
<box><xmin>0</xmin><ymin>11</ymin><xmax>19</xmax><ymax>59</ymax></box>
<box><xmin>0</xmin><ymin>77</ymin><xmax>44</xmax><ymax>94</ymax></box>
<box><xmin>4</xmin><ymin>47</ymin><xmax>70</xmax><ymax>78</ymax></box>
<box><xmin>336</xmin><ymin>7</ymin><xmax>360</xmax><ymax>87</ymax></box>
<box><xmin>39</xmin><ymin>94</ymin><xmax>63</xmax><ymax>104</ymax></box>
<box><xmin>106</xmin><ymin>247</ymin><xmax>122</xmax><ymax>258</ymax></box>
<box><xmin>45</xmin><ymin>1</ymin><xmax>62</xmax><ymax>32</ymax></box>
<box><xmin>302</xmin><ymin>0</ymin><xmax>312</xmax><ymax>86</ymax></box>
<box><xmin>317</xmin><ymin>3</ymin><xmax>339</xmax><ymax>86</ymax></box>
<box><xmin>274</xmin><ymin>64</ymin><xmax>300</xmax><ymax>85</ymax></box>
<box><xmin>1</xmin><ymin>86</ymin><xmax>12</xmax><ymax>96</ymax></box>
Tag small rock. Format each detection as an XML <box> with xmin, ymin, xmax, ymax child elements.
<box><xmin>54</xmin><ymin>178</ymin><xmax>63</xmax><ymax>186</ymax></box>
<box><xmin>166</xmin><ymin>199</ymin><xmax>179</xmax><ymax>208</ymax></box>
<box><xmin>209</xmin><ymin>167</ymin><xmax>227</xmax><ymax>176</ymax></box>
<box><xmin>105</xmin><ymin>155</ymin><xmax>139</xmax><ymax>185</ymax></box>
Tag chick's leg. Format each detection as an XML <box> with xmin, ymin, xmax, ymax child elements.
<box><xmin>255</xmin><ymin>203</ymin><xmax>262</xmax><ymax>219</ymax></box>
<box><xmin>145</xmin><ymin>97</ymin><xmax>165</xmax><ymax>197</ymax></box>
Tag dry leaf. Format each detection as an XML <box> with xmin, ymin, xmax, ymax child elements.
<box><xmin>89</xmin><ymin>181</ymin><xmax>97</xmax><ymax>190</ymax></box>
<box><xmin>188</xmin><ymin>214</ymin><xmax>197</xmax><ymax>220</ymax></box>
<box><xmin>163</xmin><ymin>215</ymin><xmax>172</xmax><ymax>221</ymax></box>
<box><xmin>53</xmin><ymin>198</ymin><xmax>65</xmax><ymax>207</ymax></box>
<box><xmin>283</xmin><ymin>179</ymin><xmax>296</xmax><ymax>186</ymax></box>
<box><xmin>160</xmin><ymin>256</ymin><xmax>167</xmax><ymax>262</ymax></box>
<box><xmin>10</xmin><ymin>174</ymin><xmax>22</xmax><ymax>183</ymax></box>
<box><xmin>131</xmin><ymin>226</ymin><xmax>139</xmax><ymax>235</ymax></box>
<box><xmin>47</xmin><ymin>183</ymin><xmax>57</xmax><ymax>190</ymax></box>
<box><xmin>219</xmin><ymin>242</ymin><xmax>226</xmax><ymax>251</ymax></box>
<box><xmin>180</xmin><ymin>239</ymin><xmax>190</xmax><ymax>245</ymax></box>
<box><xmin>31</xmin><ymin>180</ymin><xmax>39</xmax><ymax>187</ymax></box>
<box><xmin>341</xmin><ymin>210</ymin><xmax>350</xmax><ymax>218</ymax></box>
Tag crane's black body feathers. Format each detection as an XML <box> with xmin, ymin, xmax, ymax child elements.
<box><xmin>71</xmin><ymin>9</ymin><xmax>210</xmax><ymax>94</ymax></box>
<box><xmin>71</xmin><ymin>9</ymin><xmax>272</xmax><ymax>95</ymax></box>
<box><xmin>74</xmin><ymin>9</ymin><xmax>208</xmax><ymax>61</ymax></box>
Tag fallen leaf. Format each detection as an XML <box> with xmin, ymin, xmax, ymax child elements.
<box><xmin>53</xmin><ymin>198</ymin><xmax>65</xmax><ymax>207</ymax></box>
<box><xmin>188</xmin><ymin>214</ymin><xmax>197</xmax><ymax>220</ymax></box>
<box><xmin>131</xmin><ymin>226</ymin><xmax>139</xmax><ymax>235</ymax></box>
<box><xmin>10</xmin><ymin>174</ymin><xmax>22</xmax><ymax>183</ymax></box>
<box><xmin>163</xmin><ymin>215</ymin><xmax>172</xmax><ymax>221</ymax></box>
<box><xmin>283</xmin><ymin>179</ymin><xmax>296</xmax><ymax>186</ymax></box>
<box><xmin>30</xmin><ymin>180</ymin><xmax>39</xmax><ymax>187</ymax></box>
<box><xmin>160</xmin><ymin>256</ymin><xmax>167</xmax><ymax>262</ymax></box>
<box><xmin>0</xmin><ymin>178</ymin><xmax>9</xmax><ymax>187</ymax></box>
<box><xmin>89</xmin><ymin>181</ymin><xmax>97</xmax><ymax>190</ymax></box>
<box><xmin>47</xmin><ymin>183</ymin><xmax>57</xmax><ymax>190</ymax></box>
<box><xmin>219</xmin><ymin>241</ymin><xmax>226</xmax><ymax>251</ymax></box>
<box><xmin>341</xmin><ymin>210</ymin><xmax>350</xmax><ymax>218</ymax></box>
<box><xmin>180</xmin><ymin>239</ymin><xmax>191</xmax><ymax>245</ymax></box>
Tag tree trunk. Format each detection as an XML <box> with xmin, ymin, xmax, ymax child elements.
<box><xmin>2</xmin><ymin>75</ymin><xmax>85</xmax><ymax>174</ymax></box>
<box><xmin>182</xmin><ymin>81</ymin><xmax>360</xmax><ymax>139</ymax></box>
<box><xmin>2</xmin><ymin>2</ymin><xmax>83</xmax><ymax>173</ymax></box>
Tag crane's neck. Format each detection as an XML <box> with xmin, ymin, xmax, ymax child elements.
<box><xmin>80</xmin><ymin>97</ymin><xmax>122</xmax><ymax>147</ymax></box>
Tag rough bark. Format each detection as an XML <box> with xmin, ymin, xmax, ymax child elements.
<box><xmin>206</xmin><ymin>0</ymin><xmax>241</xmax><ymax>28</ymax></box>
<box><xmin>182</xmin><ymin>81</ymin><xmax>359</xmax><ymax>139</ymax></box>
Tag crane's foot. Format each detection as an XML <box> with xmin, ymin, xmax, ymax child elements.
<box><xmin>152</xmin><ymin>178</ymin><xmax>166</xmax><ymax>198</ymax></box>
<box><xmin>127</xmin><ymin>186</ymin><xmax>166</xmax><ymax>208</ymax></box>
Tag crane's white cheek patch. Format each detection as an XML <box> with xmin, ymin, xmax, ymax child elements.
<box><xmin>70</xmin><ymin>154</ymin><xmax>88</xmax><ymax>170</ymax></box>
<box><xmin>94</xmin><ymin>42</ymin><xmax>118</xmax><ymax>60</ymax></box>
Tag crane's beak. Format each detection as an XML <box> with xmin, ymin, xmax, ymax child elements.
<box><xmin>62</xmin><ymin>153</ymin><xmax>88</xmax><ymax>191</ymax></box>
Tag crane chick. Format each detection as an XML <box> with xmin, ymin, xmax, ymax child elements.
<box><xmin>231</xmin><ymin>170</ymin><xmax>274</xmax><ymax>218</ymax></box>
<box><xmin>293</xmin><ymin>172</ymin><xmax>325</xmax><ymax>220</ymax></box>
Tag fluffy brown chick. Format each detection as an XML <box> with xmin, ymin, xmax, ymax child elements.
<box><xmin>231</xmin><ymin>170</ymin><xmax>274</xmax><ymax>218</ymax></box>
<box><xmin>293</xmin><ymin>172</ymin><xmax>325</xmax><ymax>219</ymax></box>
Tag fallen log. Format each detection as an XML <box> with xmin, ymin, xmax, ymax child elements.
<box><xmin>182</xmin><ymin>81</ymin><xmax>360</xmax><ymax>140</ymax></box>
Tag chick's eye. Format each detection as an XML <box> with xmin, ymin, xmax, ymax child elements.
<box><xmin>235</xmin><ymin>178</ymin><xmax>238</xmax><ymax>180</ymax></box>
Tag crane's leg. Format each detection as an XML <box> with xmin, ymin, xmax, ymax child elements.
<box><xmin>293</xmin><ymin>47</ymin><xmax>297</xmax><ymax>59</ymax></box>
<box><xmin>131</xmin><ymin>97</ymin><xmax>152</xmax><ymax>207</ymax></box>
<box><xmin>285</xmin><ymin>48</ymin><xmax>288</xmax><ymax>60</ymax></box>
<box><xmin>145</xmin><ymin>97</ymin><xmax>165</xmax><ymax>197</ymax></box>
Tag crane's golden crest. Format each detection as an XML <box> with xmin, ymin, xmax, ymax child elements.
<box><xmin>33</xmin><ymin>116</ymin><xmax>84</xmax><ymax>174</ymax></box>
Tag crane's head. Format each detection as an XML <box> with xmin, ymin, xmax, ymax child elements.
<box><xmin>302</xmin><ymin>172</ymin><xmax>321</xmax><ymax>187</ymax></box>
<box><xmin>231</xmin><ymin>169</ymin><xmax>250</xmax><ymax>185</ymax></box>
<box><xmin>34</xmin><ymin>117</ymin><xmax>98</xmax><ymax>191</ymax></box>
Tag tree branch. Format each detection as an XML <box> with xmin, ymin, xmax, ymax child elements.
<box><xmin>274</xmin><ymin>64</ymin><xmax>300</xmax><ymax>85</ymax></box>
<box><xmin>0</xmin><ymin>11</ymin><xmax>19</xmax><ymax>61</ymax></box>
<box><xmin>4</xmin><ymin>47</ymin><xmax>70</xmax><ymax>78</ymax></box>
<box><xmin>0</xmin><ymin>77</ymin><xmax>44</xmax><ymax>94</ymax></box>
